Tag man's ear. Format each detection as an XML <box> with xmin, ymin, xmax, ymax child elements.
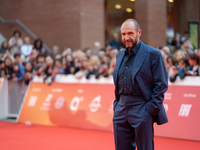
<box><xmin>138</xmin><ymin>29</ymin><xmax>142</xmax><ymax>37</ymax></box>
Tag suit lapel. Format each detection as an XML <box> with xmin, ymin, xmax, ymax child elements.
<box><xmin>113</xmin><ymin>50</ymin><xmax>125</xmax><ymax>86</ymax></box>
<box><xmin>132</xmin><ymin>41</ymin><xmax>147</xmax><ymax>85</ymax></box>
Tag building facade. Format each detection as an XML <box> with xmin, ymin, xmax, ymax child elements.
<box><xmin>0</xmin><ymin>0</ymin><xmax>199</xmax><ymax>50</ymax></box>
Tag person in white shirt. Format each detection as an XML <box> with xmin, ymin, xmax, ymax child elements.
<box><xmin>9</xmin><ymin>30</ymin><xmax>23</xmax><ymax>55</ymax></box>
<box><xmin>20</xmin><ymin>37</ymin><xmax>33</xmax><ymax>62</ymax></box>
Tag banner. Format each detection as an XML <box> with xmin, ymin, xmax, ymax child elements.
<box><xmin>156</xmin><ymin>85</ymin><xmax>200</xmax><ymax>141</ymax></box>
<box><xmin>18</xmin><ymin>75</ymin><xmax>200</xmax><ymax>141</ymax></box>
<box><xmin>18</xmin><ymin>78</ymin><xmax>115</xmax><ymax>131</ymax></box>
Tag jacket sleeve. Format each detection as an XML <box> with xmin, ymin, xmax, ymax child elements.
<box><xmin>146</xmin><ymin>51</ymin><xmax>168</xmax><ymax>116</ymax></box>
<box><xmin>114</xmin><ymin>52</ymin><xmax>120</xmax><ymax>102</ymax></box>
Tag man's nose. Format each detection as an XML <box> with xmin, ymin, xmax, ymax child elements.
<box><xmin>124</xmin><ymin>35</ymin><xmax>130</xmax><ymax>41</ymax></box>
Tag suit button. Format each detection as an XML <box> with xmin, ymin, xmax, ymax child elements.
<box><xmin>126</xmin><ymin>67</ymin><xmax>128</xmax><ymax>69</ymax></box>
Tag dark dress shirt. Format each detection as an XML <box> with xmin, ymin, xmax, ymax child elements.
<box><xmin>117</xmin><ymin>41</ymin><xmax>141</xmax><ymax>95</ymax></box>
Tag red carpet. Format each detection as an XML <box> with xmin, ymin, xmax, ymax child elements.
<box><xmin>0</xmin><ymin>122</ymin><xmax>200</xmax><ymax>150</ymax></box>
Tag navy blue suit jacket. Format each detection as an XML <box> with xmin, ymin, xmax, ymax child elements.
<box><xmin>113</xmin><ymin>41</ymin><xmax>168</xmax><ymax>125</ymax></box>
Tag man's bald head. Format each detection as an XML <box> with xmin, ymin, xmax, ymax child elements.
<box><xmin>122</xmin><ymin>19</ymin><xmax>140</xmax><ymax>31</ymax></box>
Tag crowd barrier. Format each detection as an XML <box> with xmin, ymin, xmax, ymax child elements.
<box><xmin>17</xmin><ymin>75</ymin><xmax>200</xmax><ymax>141</ymax></box>
<box><xmin>8</xmin><ymin>80</ymin><xmax>27</xmax><ymax>117</ymax></box>
<box><xmin>0</xmin><ymin>78</ymin><xmax>8</xmax><ymax>119</ymax></box>
<box><xmin>0</xmin><ymin>79</ymin><xmax>28</xmax><ymax>119</ymax></box>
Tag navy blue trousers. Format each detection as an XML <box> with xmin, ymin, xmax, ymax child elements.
<box><xmin>113</xmin><ymin>95</ymin><xmax>154</xmax><ymax>150</ymax></box>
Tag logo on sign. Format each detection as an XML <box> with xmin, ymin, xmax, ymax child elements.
<box><xmin>33</xmin><ymin>88</ymin><xmax>41</xmax><ymax>92</ymax></box>
<box><xmin>89</xmin><ymin>95</ymin><xmax>101</xmax><ymax>113</ymax></box>
<box><xmin>183</xmin><ymin>94</ymin><xmax>196</xmax><ymax>98</ymax></box>
<box><xmin>178</xmin><ymin>104</ymin><xmax>192</xmax><ymax>117</ymax></box>
<box><xmin>40</xmin><ymin>94</ymin><xmax>53</xmax><ymax>111</ymax></box>
<box><xmin>70</xmin><ymin>97</ymin><xmax>84</xmax><ymax>111</ymax></box>
<box><xmin>28</xmin><ymin>96</ymin><xmax>38</xmax><ymax>107</ymax></box>
<box><xmin>164</xmin><ymin>93</ymin><xmax>172</xmax><ymax>100</ymax></box>
<box><xmin>54</xmin><ymin>97</ymin><xmax>65</xmax><ymax>109</ymax></box>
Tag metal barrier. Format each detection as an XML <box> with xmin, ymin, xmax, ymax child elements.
<box><xmin>7</xmin><ymin>81</ymin><xmax>28</xmax><ymax>118</ymax></box>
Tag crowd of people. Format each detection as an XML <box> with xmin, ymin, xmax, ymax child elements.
<box><xmin>0</xmin><ymin>30</ymin><xmax>200</xmax><ymax>85</ymax></box>
<box><xmin>160</xmin><ymin>31</ymin><xmax>200</xmax><ymax>82</ymax></box>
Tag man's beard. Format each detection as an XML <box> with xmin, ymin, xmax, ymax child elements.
<box><xmin>124</xmin><ymin>36</ymin><xmax>138</xmax><ymax>49</ymax></box>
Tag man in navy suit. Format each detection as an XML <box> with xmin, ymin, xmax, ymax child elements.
<box><xmin>113</xmin><ymin>19</ymin><xmax>168</xmax><ymax>150</ymax></box>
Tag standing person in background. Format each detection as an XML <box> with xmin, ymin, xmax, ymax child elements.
<box><xmin>109</xmin><ymin>47</ymin><xmax>118</xmax><ymax>59</ymax></box>
<box><xmin>0</xmin><ymin>60</ymin><xmax>4</xmax><ymax>77</ymax></box>
<box><xmin>170</xmin><ymin>57</ymin><xmax>191</xmax><ymax>82</ymax></box>
<box><xmin>62</xmin><ymin>56</ymin><xmax>74</xmax><ymax>75</ymax></box>
<box><xmin>24</xmin><ymin>62</ymin><xmax>34</xmax><ymax>85</ymax></box>
<box><xmin>13</xmin><ymin>53</ymin><xmax>25</xmax><ymax>79</ymax></box>
<box><xmin>92</xmin><ymin>41</ymin><xmax>101</xmax><ymax>55</ymax></box>
<box><xmin>187</xmin><ymin>53</ymin><xmax>200</xmax><ymax>76</ymax></box>
<box><xmin>95</xmin><ymin>55</ymin><xmax>110</xmax><ymax>79</ymax></box>
<box><xmin>113</xmin><ymin>19</ymin><xmax>168</xmax><ymax>150</ymax></box>
<box><xmin>20</xmin><ymin>37</ymin><xmax>33</xmax><ymax>62</ymax></box>
<box><xmin>33</xmin><ymin>39</ymin><xmax>46</xmax><ymax>55</ymax></box>
<box><xmin>180</xmin><ymin>31</ymin><xmax>193</xmax><ymax>50</ymax></box>
<box><xmin>34</xmin><ymin>54</ymin><xmax>45</xmax><ymax>76</ymax></box>
<box><xmin>166</xmin><ymin>55</ymin><xmax>177</xmax><ymax>78</ymax></box>
<box><xmin>12</xmin><ymin>63</ymin><xmax>24</xmax><ymax>82</ymax></box>
<box><xmin>54</xmin><ymin>59</ymin><xmax>64</xmax><ymax>74</ymax></box>
<box><xmin>162</xmin><ymin>46</ymin><xmax>171</xmax><ymax>55</ymax></box>
<box><xmin>86</xmin><ymin>55</ymin><xmax>100</xmax><ymax>79</ymax></box>
<box><xmin>73</xmin><ymin>51</ymin><xmax>86</xmax><ymax>74</ymax></box>
<box><xmin>0</xmin><ymin>41</ymin><xmax>9</xmax><ymax>58</ymax></box>
<box><xmin>8</xmin><ymin>30</ymin><xmax>23</xmax><ymax>55</ymax></box>
<box><xmin>105</xmin><ymin>44</ymin><xmax>112</xmax><ymax>56</ymax></box>
<box><xmin>181</xmin><ymin>38</ymin><xmax>193</xmax><ymax>54</ymax></box>
<box><xmin>62</xmin><ymin>47</ymin><xmax>72</xmax><ymax>57</ymax></box>
<box><xmin>109</xmin><ymin>32</ymin><xmax>121</xmax><ymax>50</ymax></box>
<box><xmin>1</xmin><ymin>57</ymin><xmax>13</xmax><ymax>80</ymax></box>
<box><xmin>197</xmin><ymin>48</ymin><xmax>200</xmax><ymax>58</ymax></box>
<box><xmin>52</xmin><ymin>45</ymin><xmax>60</xmax><ymax>57</ymax></box>
<box><xmin>74</xmin><ymin>56</ymin><xmax>89</xmax><ymax>79</ymax></box>
<box><xmin>174</xmin><ymin>49</ymin><xmax>186</xmax><ymax>62</ymax></box>
<box><xmin>83</xmin><ymin>47</ymin><xmax>92</xmax><ymax>59</ymax></box>
<box><xmin>43</xmin><ymin>56</ymin><xmax>54</xmax><ymax>85</ymax></box>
